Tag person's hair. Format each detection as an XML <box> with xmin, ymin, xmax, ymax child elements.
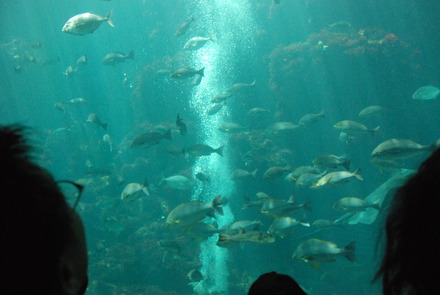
<box><xmin>248</xmin><ymin>271</ymin><xmax>306</xmax><ymax>295</ymax></box>
<box><xmin>375</xmin><ymin>148</ymin><xmax>440</xmax><ymax>295</ymax></box>
<box><xmin>0</xmin><ymin>125</ymin><xmax>75</xmax><ymax>294</ymax></box>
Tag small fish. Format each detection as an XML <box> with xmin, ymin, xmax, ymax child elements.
<box><xmin>101</xmin><ymin>51</ymin><xmax>134</xmax><ymax>66</ymax></box>
<box><xmin>295</xmin><ymin>171</ymin><xmax>326</xmax><ymax>188</ymax></box>
<box><xmin>332</xmin><ymin>197</ymin><xmax>380</xmax><ymax>213</ymax></box>
<box><xmin>54</xmin><ymin>102</ymin><xmax>67</xmax><ymax>113</ymax></box>
<box><xmin>313</xmin><ymin>154</ymin><xmax>351</xmax><ymax>170</ymax></box>
<box><xmin>63</xmin><ymin>65</ymin><xmax>77</xmax><ymax>77</ymax></box>
<box><xmin>176</xmin><ymin>113</ymin><xmax>187</xmax><ymax>135</ymax></box>
<box><xmin>292</xmin><ymin>239</ymin><xmax>356</xmax><ymax>268</ymax></box>
<box><xmin>287</xmin><ymin>165</ymin><xmax>321</xmax><ymax>181</ymax></box>
<box><xmin>176</xmin><ymin>16</ymin><xmax>195</xmax><ymax>37</ymax></box>
<box><xmin>358</xmin><ymin>105</ymin><xmax>385</xmax><ymax>118</ymax></box>
<box><xmin>412</xmin><ymin>85</ymin><xmax>440</xmax><ymax>100</ymax></box>
<box><xmin>183</xmin><ymin>144</ymin><xmax>223</xmax><ymax>157</ymax></box>
<box><xmin>311</xmin><ymin>219</ymin><xmax>344</xmax><ymax>229</ymax></box>
<box><xmin>76</xmin><ymin>55</ymin><xmax>87</xmax><ymax>67</ymax></box>
<box><xmin>312</xmin><ymin>169</ymin><xmax>363</xmax><ymax>188</ymax></box>
<box><xmin>231</xmin><ymin>168</ymin><xmax>257</xmax><ymax>181</ymax></box>
<box><xmin>247</xmin><ymin>108</ymin><xmax>269</xmax><ymax>116</ymax></box>
<box><xmin>207</xmin><ymin>103</ymin><xmax>226</xmax><ymax>116</ymax></box>
<box><xmin>333</xmin><ymin>120</ymin><xmax>379</xmax><ymax>135</ymax></box>
<box><xmin>226</xmin><ymin>80</ymin><xmax>256</xmax><ymax>94</ymax></box>
<box><xmin>130</xmin><ymin>129</ymin><xmax>172</xmax><ymax>149</ymax></box>
<box><xmin>210</xmin><ymin>93</ymin><xmax>232</xmax><ymax>103</ymax></box>
<box><xmin>62</xmin><ymin>11</ymin><xmax>114</xmax><ymax>36</ymax></box>
<box><xmin>120</xmin><ymin>182</ymin><xmax>149</xmax><ymax>200</ymax></box>
<box><xmin>166</xmin><ymin>195</ymin><xmax>224</xmax><ymax>226</ymax></box>
<box><xmin>192</xmin><ymin>73</ymin><xmax>203</xmax><ymax>86</ymax></box>
<box><xmin>103</xmin><ymin>134</ymin><xmax>113</xmax><ymax>151</ymax></box>
<box><xmin>263</xmin><ymin>165</ymin><xmax>291</xmax><ymax>180</ymax></box>
<box><xmin>217</xmin><ymin>231</ymin><xmax>275</xmax><ymax>248</ymax></box>
<box><xmin>227</xmin><ymin>220</ymin><xmax>262</xmax><ymax>234</ymax></box>
<box><xmin>298</xmin><ymin>111</ymin><xmax>325</xmax><ymax>127</ymax></box>
<box><xmin>371</xmin><ymin>138</ymin><xmax>436</xmax><ymax>161</ymax></box>
<box><xmin>218</xmin><ymin>122</ymin><xmax>246</xmax><ymax>133</ymax></box>
<box><xmin>87</xmin><ymin>113</ymin><xmax>107</xmax><ymax>131</ymax></box>
<box><xmin>69</xmin><ymin>97</ymin><xmax>87</xmax><ymax>104</ymax></box>
<box><xmin>268</xmin><ymin>216</ymin><xmax>310</xmax><ymax>238</ymax></box>
<box><xmin>161</xmin><ymin>175</ymin><xmax>193</xmax><ymax>190</ymax></box>
<box><xmin>171</xmin><ymin>67</ymin><xmax>204</xmax><ymax>79</ymax></box>
<box><xmin>183</xmin><ymin>35</ymin><xmax>212</xmax><ymax>51</ymax></box>
<box><xmin>261</xmin><ymin>194</ymin><xmax>310</xmax><ymax>216</ymax></box>
<box><xmin>265</xmin><ymin>122</ymin><xmax>299</xmax><ymax>136</ymax></box>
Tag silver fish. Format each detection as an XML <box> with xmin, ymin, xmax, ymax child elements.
<box><xmin>62</xmin><ymin>11</ymin><xmax>114</xmax><ymax>36</ymax></box>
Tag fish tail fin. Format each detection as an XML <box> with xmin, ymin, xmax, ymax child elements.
<box><xmin>343</xmin><ymin>158</ymin><xmax>352</xmax><ymax>170</ymax></box>
<box><xmin>211</xmin><ymin>194</ymin><xmax>224</xmax><ymax>215</ymax></box>
<box><xmin>343</xmin><ymin>241</ymin><xmax>356</xmax><ymax>262</ymax></box>
<box><xmin>102</xmin><ymin>123</ymin><xmax>108</xmax><ymax>131</ymax></box>
<box><xmin>215</xmin><ymin>146</ymin><xmax>224</xmax><ymax>157</ymax></box>
<box><xmin>353</xmin><ymin>168</ymin><xmax>364</xmax><ymax>181</ymax></box>
<box><xmin>142</xmin><ymin>186</ymin><xmax>150</xmax><ymax>196</ymax></box>
<box><xmin>106</xmin><ymin>10</ymin><xmax>115</xmax><ymax>27</ymax></box>
<box><xmin>250</xmin><ymin>168</ymin><xmax>258</xmax><ymax>179</ymax></box>
<box><xmin>371</xmin><ymin>126</ymin><xmax>380</xmax><ymax>133</ymax></box>
<box><xmin>128</xmin><ymin>50</ymin><xmax>135</xmax><ymax>60</ymax></box>
<box><xmin>198</xmin><ymin>67</ymin><xmax>205</xmax><ymax>77</ymax></box>
<box><xmin>163</xmin><ymin>129</ymin><xmax>172</xmax><ymax>140</ymax></box>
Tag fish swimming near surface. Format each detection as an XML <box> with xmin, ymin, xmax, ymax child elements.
<box><xmin>101</xmin><ymin>51</ymin><xmax>134</xmax><ymax>66</ymax></box>
<box><xmin>412</xmin><ymin>85</ymin><xmax>440</xmax><ymax>100</ymax></box>
<box><xmin>62</xmin><ymin>11</ymin><xmax>114</xmax><ymax>36</ymax></box>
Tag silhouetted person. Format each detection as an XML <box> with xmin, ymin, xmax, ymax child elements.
<box><xmin>375</xmin><ymin>148</ymin><xmax>440</xmax><ymax>295</ymax></box>
<box><xmin>0</xmin><ymin>125</ymin><xmax>88</xmax><ymax>295</ymax></box>
<box><xmin>248</xmin><ymin>271</ymin><xmax>306</xmax><ymax>295</ymax></box>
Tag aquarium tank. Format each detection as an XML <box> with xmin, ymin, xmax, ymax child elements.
<box><xmin>1</xmin><ymin>0</ymin><xmax>439</xmax><ymax>294</ymax></box>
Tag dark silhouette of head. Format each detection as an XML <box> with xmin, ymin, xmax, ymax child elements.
<box><xmin>0</xmin><ymin>125</ymin><xmax>88</xmax><ymax>295</ymax></box>
<box><xmin>248</xmin><ymin>271</ymin><xmax>306</xmax><ymax>295</ymax></box>
<box><xmin>376</xmin><ymin>148</ymin><xmax>440</xmax><ymax>295</ymax></box>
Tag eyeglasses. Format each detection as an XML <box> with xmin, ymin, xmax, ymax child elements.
<box><xmin>56</xmin><ymin>180</ymin><xmax>84</xmax><ymax>210</ymax></box>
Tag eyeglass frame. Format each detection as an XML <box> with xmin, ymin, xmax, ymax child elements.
<box><xmin>56</xmin><ymin>180</ymin><xmax>84</xmax><ymax>210</ymax></box>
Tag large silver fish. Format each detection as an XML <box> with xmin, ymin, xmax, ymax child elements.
<box><xmin>62</xmin><ymin>11</ymin><xmax>114</xmax><ymax>36</ymax></box>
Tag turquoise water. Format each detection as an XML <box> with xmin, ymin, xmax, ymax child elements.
<box><xmin>2</xmin><ymin>1</ymin><xmax>440</xmax><ymax>294</ymax></box>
